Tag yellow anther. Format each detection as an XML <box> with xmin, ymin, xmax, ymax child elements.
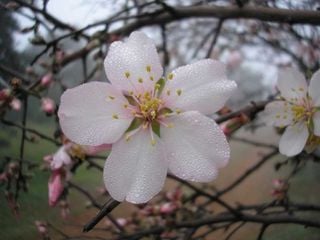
<box><xmin>291</xmin><ymin>105</ymin><xmax>305</xmax><ymax>121</ymax></box>
<box><xmin>123</xmin><ymin>103</ymin><xmax>128</xmax><ymax>109</ymax></box>
<box><xmin>149</xmin><ymin>76</ymin><xmax>154</xmax><ymax>81</ymax></box>
<box><xmin>138</xmin><ymin>78</ymin><xmax>143</xmax><ymax>83</ymax></box>
<box><xmin>175</xmin><ymin>109</ymin><xmax>182</xmax><ymax>114</ymax></box>
<box><xmin>108</xmin><ymin>95</ymin><xmax>115</xmax><ymax>100</ymax></box>
<box><xmin>112</xmin><ymin>114</ymin><xmax>119</xmax><ymax>119</ymax></box>
<box><xmin>146</xmin><ymin>65</ymin><xmax>151</xmax><ymax>72</ymax></box>
<box><xmin>299</xmin><ymin>87</ymin><xmax>304</xmax><ymax>91</ymax></box>
<box><xmin>283</xmin><ymin>115</ymin><xmax>287</xmax><ymax>119</ymax></box>
<box><xmin>150</xmin><ymin>110</ymin><xmax>156</xmax><ymax>119</ymax></box>
<box><xmin>129</xmin><ymin>91</ymin><xmax>134</xmax><ymax>95</ymax></box>
<box><xmin>276</xmin><ymin>114</ymin><xmax>280</xmax><ymax>119</ymax></box>
<box><xmin>176</xmin><ymin>89</ymin><xmax>182</xmax><ymax>96</ymax></box>
<box><xmin>151</xmin><ymin>139</ymin><xmax>156</xmax><ymax>146</ymax></box>
<box><xmin>168</xmin><ymin>73</ymin><xmax>174</xmax><ymax>80</ymax></box>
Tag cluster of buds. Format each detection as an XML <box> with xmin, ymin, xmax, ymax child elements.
<box><xmin>271</xmin><ymin>179</ymin><xmax>289</xmax><ymax>201</ymax></box>
<box><xmin>0</xmin><ymin>88</ymin><xmax>21</xmax><ymax>111</ymax></box>
<box><xmin>104</xmin><ymin>187</ymin><xmax>184</xmax><ymax>234</ymax></box>
<box><xmin>140</xmin><ymin>188</ymin><xmax>183</xmax><ymax>217</ymax></box>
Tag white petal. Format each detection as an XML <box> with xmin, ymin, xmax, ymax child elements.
<box><xmin>263</xmin><ymin>101</ymin><xmax>293</xmax><ymax>127</ymax></box>
<box><xmin>103</xmin><ymin>129</ymin><xmax>167</xmax><ymax>204</ymax></box>
<box><xmin>279</xmin><ymin>122</ymin><xmax>309</xmax><ymax>157</ymax></box>
<box><xmin>104</xmin><ymin>31</ymin><xmax>163</xmax><ymax>93</ymax></box>
<box><xmin>277</xmin><ymin>68</ymin><xmax>308</xmax><ymax>102</ymax></box>
<box><xmin>313</xmin><ymin>111</ymin><xmax>320</xmax><ymax>136</ymax></box>
<box><xmin>161</xmin><ymin>111</ymin><xmax>230</xmax><ymax>182</ymax></box>
<box><xmin>163</xmin><ymin>59</ymin><xmax>236</xmax><ymax>115</ymax></box>
<box><xmin>58</xmin><ymin>82</ymin><xmax>133</xmax><ymax>146</ymax></box>
<box><xmin>51</xmin><ymin>146</ymin><xmax>71</xmax><ymax>170</ymax></box>
<box><xmin>308</xmin><ymin>69</ymin><xmax>320</xmax><ymax>106</ymax></box>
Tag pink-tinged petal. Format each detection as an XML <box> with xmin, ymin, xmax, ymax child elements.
<box><xmin>313</xmin><ymin>111</ymin><xmax>320</xmax><ymax>136</ymax></box>
<box><xmin>50</xmin><ymin>146</ymin><xmax>71</xmax><ymax>170</ymax></box>
<box><xmin>277</xmin><ymin>68</ymin><xmax>308</xmax><ymax>102</ymax></box>
<box><xmin>262</xmin><ymin>101</ymin><xmax>293</xmax><ymax>127</ymax></box>
<box><xmin>279</xmin><ymin>122</ymin><xmax>309</xmax><ymax>157</ymax></box>
<box><xmin>58</xmin><ymin>82</ymin><xmax>133</xmax><ymax>145</ymax></box>
<box><xmin>103</xmin><ymin>129</ymin><xmax>167</xmax><ymax>204</ymax></box>
<box><xmin>308</xmin><ymin>69</ymin><xmax>320</xmax><ymax>106</ymax></box>
<box><xmin>163</xmin><ymin>59</ymin><xmax>236</xmax><ymax>115</ymax></box>
<box><xmin>161</xmin><ymin>111</ymin><xmax>230</xmax><ymax>182</ymax></box>
<box><xmin>83</xmin><ymin>144</ymin><xmax>112</xmax><ymax>155</ymax></box>
<box><xmin>48</xmin><ymin>170</ymin><xmax>64</xmax><ymax>207</ymax></box>
<box><xmin>104</xmin><ymin>31</ymin><xmax>163</xmax><ymax>93</ymax></box>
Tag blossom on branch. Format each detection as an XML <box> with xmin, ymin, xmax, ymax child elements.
<box><xmin>58</xmin><ymin>31</ymin><xmax>237</xmax><ymax>204</ymax></box>
<box><xmin>263</xmin><ymin>68</ymin><xmax>320</xmax><ymax>156</ymax></box>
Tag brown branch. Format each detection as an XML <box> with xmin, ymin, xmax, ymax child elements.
<box><xmin>60</xmin><ymin>5</ymin><xmax>320</xmax><ymax>68</ymax></box>
<box><xmin>216</xmin><ymin>150</ymin><xmax>278</xmax><ymax>197</ymax></box>
<box><xmin>1</xmin><ymin>119</ymin><xmax>60</xmax><ymax>145</ymax></box>
<box><xmin>215</xmin><ymin>101</ymin><xmax>269</xmax><ymax>124</ymax></box>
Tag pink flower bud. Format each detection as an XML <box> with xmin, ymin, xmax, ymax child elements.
<box><xmin>41</xmin><ymin>73</ymin><xmax>53</xmax><ymax>87</ymax></box>
<box><xmin>116</xmin><ymin>218</ymin><xmax>128</xmax><ymax>227</ymax></box>
<box><xmin>34</xmin><ymin>221</ymin><xmax>48</xmax><ymax>236</ymax></box>
<box><xmin>0</xmin><ymin>88</ymin><xmax>11</xmax><ymax>101</ymax></box>
<box><xmin>160</xmin><ymin>202</ymin><xmax>177</xmax><ymax>214</ymax></box>
<box><xmin>10</xmin><ymin>98</ymin><xmax>21</xmax><ymax>111</ymax></box>
<box><xmin>227</xmin><ymin>51</ymin><xmax>242</xmax><ymax>70</ymax></box>
<box><xmin>48</xmin><ymin>170</ymin><xmax>65</xmax><ymax>207</ymax></box>
<box><xmin>41</xmin><ymin>98</ymin><xmax>56</xmax><ymax>115</ymax></box>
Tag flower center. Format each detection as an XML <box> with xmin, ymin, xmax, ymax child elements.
<box><xmin>291</xmin><ymin>97</ymin><xmax>315</xmax><ymax>124</ymax></box>
<box><xmin>138</xmin><ymin>92</ymin><xmax>163</xmax><ymax>121</ymax></box>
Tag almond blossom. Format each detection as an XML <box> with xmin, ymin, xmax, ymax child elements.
<box><xmin>263</xmin><ymin>68</ymin><xmax>320</xmax><ymax>156</ymax></box>
<box><xmin>58</xmin><ymin>31</ymin><xmax>237</xmax><ymax>204</ymax></box>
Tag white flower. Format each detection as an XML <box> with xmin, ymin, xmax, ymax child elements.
<box><xmin>58</xmin><ymin>31</ymin><xmax>237</xmax><ymax>204</ymax></box>
<box><xmin>263</xmin><ymin>68</ymin><xmax>320</xmax><ymax>156</ymax></box>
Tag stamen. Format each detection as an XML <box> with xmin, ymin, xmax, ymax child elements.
<box><xmin>167</xmin><ymin>73</ymin><xmax>174</xmax><ymax>80</ymax></box>
<box><xmin>176</xmin><ymin>89</ymin><xmax>182</xmax><ymax>96</ymax></box>
<box><xmin>112</xmin><ymin>114</ymin><xmax>119</xmax><ymax>119</ymax></box>
<box><xmin>149</xmin><ymin>126</ymin><xmax>156</xmax><ymax>146</ymax></box>
<box><xmin>146</xmin><ymin>65</ymin><xmax>151</xmax><ymax>73</ymax></box>
<box><xmin>158</xmin><ymin>120</ymin><xmax>174</xmax><ymax>128</ymax></box>
<box><xmin>125</xmin><ymin>71</ymin><xmax>130</xmax><ymax>78</ymax></box>
<box><xmin>125</xmin><ymin>126</ymin><xmax>142</xmax><ymax>142</ymax></box>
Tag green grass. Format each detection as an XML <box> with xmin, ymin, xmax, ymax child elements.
<box><xmin>0</xmin><ymin>120</ymin><xmax>104</xmax><ymax>239</ymax></box>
